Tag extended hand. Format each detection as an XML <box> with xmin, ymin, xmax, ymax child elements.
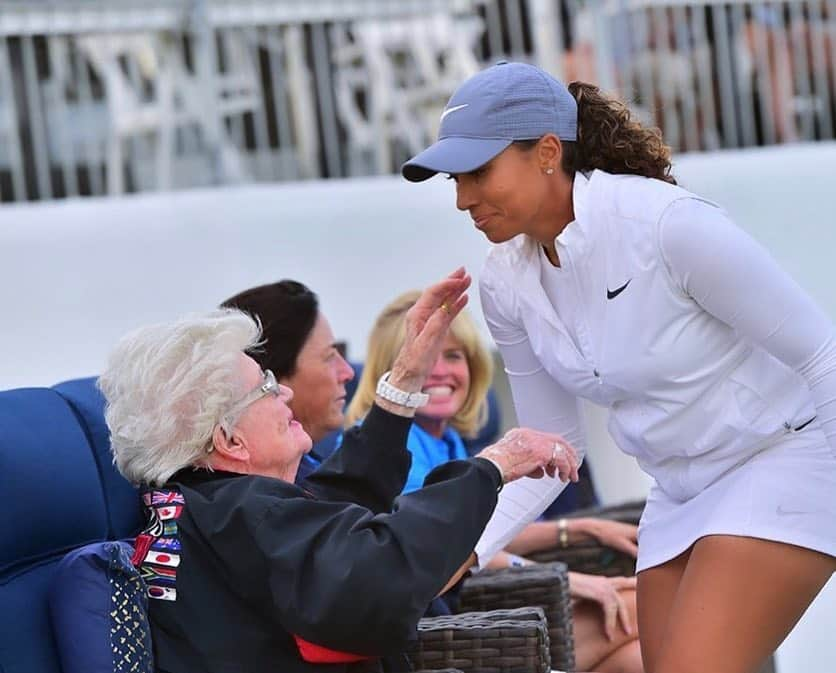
<box><xmin>478</xmin><ymin>427</ymin><xmax>580</xmax><ymax>484</ymax></box>
<box><xmin>389</xmin><ymin>267</ymin><xmax>471</xmax><ymax>391</ymax></box>
<box><xmin>577</xmin><ymin>518</ymin><xmax>639</xmax><ymax>558</ymax></box>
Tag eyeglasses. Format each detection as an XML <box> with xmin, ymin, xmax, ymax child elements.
<box><xmin>212</xmin><ymin>369</ymin><xmax>288</xmax><ymax>448</ymax></box>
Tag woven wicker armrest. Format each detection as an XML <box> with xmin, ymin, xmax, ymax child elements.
<box><xmin>453</xmin><ymin>606</ymin><xmax>548</xmax><ymax>626</ymax></box>
<box><xmin>408</xmin><ymin>608</ymin><xmax>551</xmax><ymax>673</ymax></box>
<box><xmin>458</xmin><ymin>562</ymin><xmax>574</xmax><ymax>672</ymax></box>
<box><xmin>527</xmin><ymin>542</ymin><xmax>637</xmax><ymax>577</ymax></box>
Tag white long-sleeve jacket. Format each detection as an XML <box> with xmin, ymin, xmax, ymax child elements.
<box><xmin>474</xmin><ymin>169</ymin><xmax>836</xmax><ymax>563</ymax></box>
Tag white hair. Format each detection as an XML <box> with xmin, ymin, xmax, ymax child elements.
<box><xmin>98</xmin><ymin>309</ymin><xmax>261</xmax><ymax>486</ymax></box>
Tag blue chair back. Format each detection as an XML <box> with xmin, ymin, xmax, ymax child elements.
<box><xmin>0</xmin><ymin>378</ymin><xmax>142</xmax><ymax>673</ymax></box>
<box><xmin>53</xmin><ymin>377</ymin><xmax>142</xmax><ymax>539</ymax></box>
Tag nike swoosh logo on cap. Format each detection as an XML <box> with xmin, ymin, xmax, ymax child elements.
<box><xmin>440</xmin><ymin>103</ymin><xmax>469</xmax><ymax>122</ymax></box>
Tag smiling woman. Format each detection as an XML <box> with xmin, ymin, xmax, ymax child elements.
<box><xmin>446</xmin><ymin>146</ymin><xmax>573</xmax><ymax>253</ymax></box>
<box><xmin>345</xmin><ymin>290</ymin><xmax>493</xmax><ymax>493</ymax></box>
<box><xmin>402</xmin><ymin>60</ymin><xmax>836</xmax><ymax>673</ymax></box>
<box><xmin>414</xmin><ymin>333</ymin><xmax>471</xmax><ymax>439</ymax></box>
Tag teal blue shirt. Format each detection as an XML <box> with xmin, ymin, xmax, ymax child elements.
<box><xmin>330</xmin><ymin>421</ymin><xmax>469</xmax><ymax>495</ymax></box>
<box><xmin>403</xmin><ymin>423</ymin><xmax>468</xmax><ymax>494</ymax></box>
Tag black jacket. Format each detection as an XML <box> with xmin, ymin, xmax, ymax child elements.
<box><xmin>139</xmin><ymin>405</ymin><xmax>502</xmax><ymax>673</ymax></box>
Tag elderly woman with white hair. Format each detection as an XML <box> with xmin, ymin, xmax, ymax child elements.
<box><xmin>99</xmin><ymin>269</ymin><xmax>579</xmax><ymax>673</ymax></box>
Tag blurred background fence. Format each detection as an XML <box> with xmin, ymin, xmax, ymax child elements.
<box><xmin>0</xmin><ymin>0</ymin><xmax>833</xmax><ymax>202</ymax></box>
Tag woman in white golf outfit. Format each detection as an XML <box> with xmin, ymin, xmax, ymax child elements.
<box><xmin>403</xmin><ymin>61</ymin><xmax>836</xmax><ymax>673</ymax></box>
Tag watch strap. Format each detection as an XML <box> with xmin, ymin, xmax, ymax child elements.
<box><xmin>375</xmin><ymin>371</ymin><xmax>430</xmax><ymax>408</ymax></box>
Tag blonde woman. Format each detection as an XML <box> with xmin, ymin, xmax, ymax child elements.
<box><xmin>347</xmin><ymin>291</ymin><xmax>643</xmax><ymax>673</ymax></box>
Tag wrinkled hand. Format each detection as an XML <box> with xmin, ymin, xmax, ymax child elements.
<box><xmin>581</xmin><ymin>518</ymin><xmax>639</xmax><ymax>558</ymax></box>
<box><xmin>389</xmin><ymin>268</ymin><xmax>471</xmax><ymax>392</ymax></box>
<box><xmin>568</xmin><ymin>572</ymin><xmax>636</xmax><ymax>641</ymax></box>
<box><xmin>477</xmin><ymin>427</ymin><xmax>580</xmax><ymax>484</ymax></box>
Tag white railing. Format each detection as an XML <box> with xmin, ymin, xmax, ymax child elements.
<box><xmin>0</xmin><ymin>0</ymin><xmax>832</xmax><ymax>202</ymax></box>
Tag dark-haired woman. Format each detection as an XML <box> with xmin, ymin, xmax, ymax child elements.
<box><xmin>403</xmin><ymin>61</ymin><xmax>836</xmax><ymax>673</ymax></box>
<box><xmin>220</xmin><ymin>280</ymin><xmax>355</xmax><ymax>478</ymax></box>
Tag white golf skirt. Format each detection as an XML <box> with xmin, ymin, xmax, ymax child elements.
<box><xmin>636</xmin><ymin>418</ymin><xmax>836</xmax><ymax>572</ymax></box>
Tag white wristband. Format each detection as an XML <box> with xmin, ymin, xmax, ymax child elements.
<box><xmin>375</xmin><ymin>371</ymin><xmax>430</xmax><ymax>409</ymax></box>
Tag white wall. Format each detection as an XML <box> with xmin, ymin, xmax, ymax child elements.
<box><xmin>3</xmin><ymin>143</ymin><xmax>836</xmax><ymax>388</ymax></box>
<box><xmin>0</xmin><ymin>176</ymin><xmax>490</xmax><ymax>388</ymax></box>
<box><xmin>2</xmin><ymin>142</ymin><xmax>835</xmax><ymax>672</ymax></box>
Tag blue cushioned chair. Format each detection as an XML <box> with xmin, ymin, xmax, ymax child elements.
<box><xmin>0</xmin><ymin>377</ymin><xmax>144</xmax><ymax>673</ymax></box>
<box><xmin>49</xmin><ymin>540</ymin><xmax>153</xmax><ymax>673</ymax></box>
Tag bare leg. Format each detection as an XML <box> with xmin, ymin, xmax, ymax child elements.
<box><xmin>573</xmin><ymin>588</ymin><xmax>643</xmax><ymax>673</ymax></box>
<box><xmin>636</xmin><ymin>548</ymin><xmax>690</xmax><ymax>673</ymax></box>
<box><xmin>595</xmin><ymin>639</ymin><xmax>644</xmax><ymax>673</ymax></box>
<box><xmin>653</xmin><ymin>535</ymin><xmax>835</xmax><ymax>673</ymax></box>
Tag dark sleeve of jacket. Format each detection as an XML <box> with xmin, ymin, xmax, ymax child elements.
<box><xmin>302</xmin><ymin>404</ymin><xmax>412</xmax><ymax>513</ymax></box>
<box><xmin>236</xmin><ymin>457</ymin><xmax>501</xmax><ymax>656</ymax></box>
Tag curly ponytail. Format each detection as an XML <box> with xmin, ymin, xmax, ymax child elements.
<box><xmin>560</xmin><ymin>82</ymin><xmax>676</xmax><ymax>185</ymax></box>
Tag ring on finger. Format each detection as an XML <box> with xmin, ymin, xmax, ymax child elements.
<box><xmin>440</xmin><ymin>302</ymin><xmax>450</xmax><ymax>314</ymax></box>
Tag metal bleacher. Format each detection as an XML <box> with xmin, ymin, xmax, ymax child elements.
<box><xmin>0</xmin><ymin>0</ymin><xmax>832</xmax><ymax>202</ymax></box>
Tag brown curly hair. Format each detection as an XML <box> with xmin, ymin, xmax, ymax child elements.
<box><xmin>520</xmin><ymin>82</ymin><xmax>676</xmax><ymax>184</ymax></box>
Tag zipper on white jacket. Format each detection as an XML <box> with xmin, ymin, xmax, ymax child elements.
<box><xmin>562</xmin><ymin>241</ymin><xmax>602</xmax><ymax>384</ymax></box>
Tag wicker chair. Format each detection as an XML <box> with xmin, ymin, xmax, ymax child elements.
<box><xmin>458</xmin><ymin>562</ymin><xmax>574</xmax><ymax>672</ymax></box>
<box><xmin>527</xmin><ymin>541</ymin><xmax>636</xmax><ymax>577</ymax></box>
<box><xmin>525</xmin><ymin>499</ymin><xmax>645</xmax><ymax>576</ymax></box>
<box><xmin>408</xmin><ymin>607</ymin><xmax>551</xmax><ymax>673</ymax></box>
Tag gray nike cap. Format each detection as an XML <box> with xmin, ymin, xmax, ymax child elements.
<box><xmin>402</xmin><ymin>61</ymin><xmax>578</xmax><ymax>182</ymax></box>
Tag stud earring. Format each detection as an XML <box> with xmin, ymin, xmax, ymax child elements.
<box><xmin>544</xmin><ymin>167</ymin><xmax>555</xmax><ymax>175</ymax></box>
